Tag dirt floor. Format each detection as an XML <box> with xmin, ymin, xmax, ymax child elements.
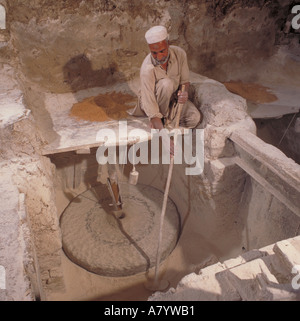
<box><xmin>47</xmin><ymin>160</ymin><xmax>242</xmax><ymax>301</ymax></box>
<box><xmin>50</xmin><ymin>205</ymin><xmax>235</xmax><ymax>301</ymax></box>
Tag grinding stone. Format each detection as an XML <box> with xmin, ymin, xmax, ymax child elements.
<box><xmin>60</xmin><ymin>183</ymin><xmax>180</xmax><ymax>277</ymax></box>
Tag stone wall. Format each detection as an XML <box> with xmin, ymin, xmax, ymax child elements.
<box><xmin>0</xmin><ymin>0</ymin><xmax>297</xmax><ymax>93</ymax></box>
<box><xmin>0</xmin><ymin>0</ymin><xmax>299</xmax><ymax>301</ymax></box>
<box><xmin>0</xmin><ymin>65</ymin><xmax>64</xmax><ymax>300</ymax></box>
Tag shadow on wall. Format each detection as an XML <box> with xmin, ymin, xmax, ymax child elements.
<box><xmin>63</xmin><ymin>54</ymin><xmax>119</xmax><ymax>93</ymax></box>
<box><xmin>254</xmin><ymin>114</ymin><xmax>300</xmax><ymax>165</ymax></box>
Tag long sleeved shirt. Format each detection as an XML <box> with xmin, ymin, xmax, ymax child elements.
<box><xmin>133</xmin><ymin>45</ymin><xmax>190</xmax><ymax>119</ymax></box>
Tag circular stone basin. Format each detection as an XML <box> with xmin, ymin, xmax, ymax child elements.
<box><xmin>60</xmin><ymin>183</ymin><xmax>181</xmax><ymax>277</ymax></box>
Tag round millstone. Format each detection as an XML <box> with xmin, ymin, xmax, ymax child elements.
<box><xmin>60</xmin><ymin>183</ymin><xmax>180</xmax><ymax>277</ymax></box>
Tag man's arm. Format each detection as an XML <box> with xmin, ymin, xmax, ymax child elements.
<box><xmin>150</xmin><ymin>80</ymin><xmax>189</xmax><ymax>130</ymax></box>
<box><xmin>140</xmin><ymin>62</ymin><xmax>164</xmax><ymax>120</ymax></box>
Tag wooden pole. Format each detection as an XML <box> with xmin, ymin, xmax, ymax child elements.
<box><xmin>152</xmin><ymin>85</ymin><xmax>185</xmax><ymax>289</ymax></box>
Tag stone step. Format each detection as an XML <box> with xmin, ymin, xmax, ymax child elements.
<box><xmin>148</xmin><ymin>235</ymin><xmax>300</xmax><ymax>301</ymax></box>
<box><xmin>273</xmin><ymin>238</ymin><xmax>300</xmax><ymax>271</ymax></box>
<box><xmin>223</xmin><ymin>258</ymin><xmax>282</xmax><ymax>301</ymax></box>
<box><xmin>148</xmin><ymin>262</ymin><xmax>242</xmax><ymax>301</ymax></box>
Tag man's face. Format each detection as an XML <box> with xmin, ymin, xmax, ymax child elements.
<box><xmin>149</xmin><ymin>40</ymin><xmax>169</xmax><ymax>65</ymax></box>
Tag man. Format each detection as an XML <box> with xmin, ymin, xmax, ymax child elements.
<box><xmin>131</xmin><ymin>25</ymin><xmax>202</xmax><ymax>132</ymax></box>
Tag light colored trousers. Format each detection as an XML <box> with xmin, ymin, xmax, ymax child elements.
<box><xmin>130</xmin><ymin>78</ymin><xmax>202</xmax><ymax>129</ymax></box>
<box><xmin>155</xmin><ymin>78</ymin><xmax>201</xmax><ymax>128</ymax></box>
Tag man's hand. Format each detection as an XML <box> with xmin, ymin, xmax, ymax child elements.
<box><xmin>150</xmin><ymin>117</ymin><xmax>164</xmax><ymax>130</ymax></box>
<box><xmin>177</xmin><ymin>82</ymin><xmax>190</xmax><ymax>104</ymax></box>
<box><xmin>150</xmin><ymin>117</ymin><xmax>174</xmax><ymax>156</ymax></box>
<box><xmin>177</xmin><ymin>90</ymin><xmax>188</xmax><ymax>104</ymax></box>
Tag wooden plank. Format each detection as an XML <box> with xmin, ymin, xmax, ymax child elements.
<box><xmin>42</xmin><ymin>141</ymin><xmax>105</xmax><ymax>156</ymax></box>
<box><xmin>41</xmin><ymin>126</ymin><xmax>188</xmax><ymax>156</ymax></box>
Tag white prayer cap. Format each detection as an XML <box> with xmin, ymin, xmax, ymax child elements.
<box><xmin>145</xmin><ymin>26</ymin><xmax>168</xmax><ymax>44</ymax></box>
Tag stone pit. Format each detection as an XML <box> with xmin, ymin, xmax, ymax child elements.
<box><xmin>0</xmin><ymin>0</ymin><xmax>299</xmax><ymax>301</ymax></box>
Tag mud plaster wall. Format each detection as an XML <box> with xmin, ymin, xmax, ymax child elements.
<box><xmin>1</xmin><ymin>0</ymin><xmax>299</xmax><ymax>300</ymax></box>
<box><xmin>1</xmin><ymin>0</ymin><xmax>299</xmax><ymax>94</ymax></box>
<box><xmin>238</xmin><ymin>176</ymin><xmax>300</xmax><ymax>250</ymax></box>
<box><xmin>0</xmin><ymin>65</ymin><xmax>64</xmax><ymax>299</ymax></box>
<box><xmin>0</xmin><ymin>115</ymin><xmax>64</xmax><ymax>299</ymax></box>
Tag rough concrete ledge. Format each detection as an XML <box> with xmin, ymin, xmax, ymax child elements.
<box><xmin>148</xmin><ymin>235</ymin><xmax>300</xmax><ymax>301</ymax></box>
<box><xmin>190</xmin><ymin>74</ymin><xmax>257</xmax><ymax>160</ymax></box>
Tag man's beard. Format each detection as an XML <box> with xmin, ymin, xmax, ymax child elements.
<box><xmin>155</xmin><ymin>52</ymin><xmax>169</xmax><ymax>65</ymax></box>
